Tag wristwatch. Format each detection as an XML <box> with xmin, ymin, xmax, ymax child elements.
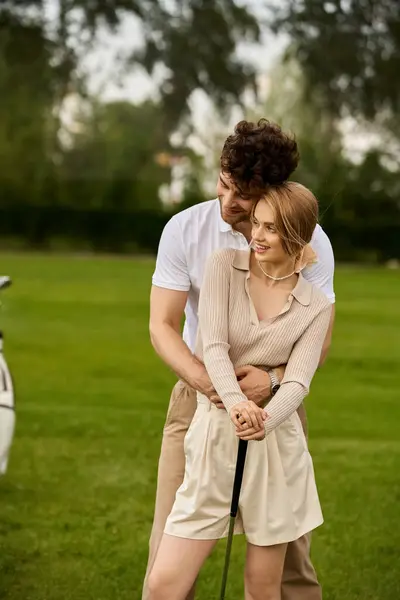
<box><xmin>267</xmin><ymin>369</ymin><xmax>281</xmax><ymax>397</ymax></box>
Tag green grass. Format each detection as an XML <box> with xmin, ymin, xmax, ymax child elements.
<box><xmin>0</xmin><ymin>253</ymin><xmax>399</xmax><ymax>600</ymax></box>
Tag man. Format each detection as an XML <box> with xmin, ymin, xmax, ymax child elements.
<box><xmin>142</xmin><ymin>119</ymin><xmax>335</xmax><ymax>600</ymax></box>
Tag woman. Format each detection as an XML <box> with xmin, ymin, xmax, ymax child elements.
<box><xmin>148</xmin><ymin>181</ymin><xmax>332</xmax><ymax>600</ymax></box>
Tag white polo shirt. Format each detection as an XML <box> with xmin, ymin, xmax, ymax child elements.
<box><xmin>152</xmin><ymin>199</ymin><xmax>335</xmax><ymax>352</ymax></box>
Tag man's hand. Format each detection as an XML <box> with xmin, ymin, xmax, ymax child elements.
<box><xmin>209</xmin><ymin>365</ymin><xmax>284</xmax><ymax>410</ymax></box>
<box><xmin>195</xmin><ymin>374</ymin><xmax>214</xmax><ymax>398</ymax></box>
<box><xmin>209</xmin><ymin>395</ymin><xmax>225</xmax><ymax>409</ymax></box>
<box><xmin>195</xmin><ymin>375</ymin><xmax>224</xmax><ymax>408</ymax></box>
<box><xmin>235</xmin><ymin>365</ymin><xmax>272</xmax><ymax>407</ymax></box>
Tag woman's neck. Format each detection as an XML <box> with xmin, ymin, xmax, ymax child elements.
<box><xmin>249</xmin><ymin>250</ymin><xmax>298</xmax><ymax>288</ymax></box>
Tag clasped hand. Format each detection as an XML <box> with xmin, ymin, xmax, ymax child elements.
<box><xmin>208</xmin><ymin>365</ymin><xmax>271</xmax><ymax>409</ymax></box>
<box><xmin>229</xmin><ymin>400</ymin><xmax>267</xmax><ymax>441</ymax></box>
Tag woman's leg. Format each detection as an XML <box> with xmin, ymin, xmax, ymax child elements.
<box><xmin>147</xmin><ymin>533</ymin><xmax>217</xmax><ymax>600</ymax></box>
<box><xmin>244</xmin><ymin>542</ymin><xmax>288</xmax><ymax>600</ymax></box>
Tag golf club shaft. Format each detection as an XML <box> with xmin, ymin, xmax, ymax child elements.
<box><xmin>219</xmin><ymin>516</ymin><xmax>235</xmax><ymax>600</ymax></box>
<box><xmin>230</xmin><ymin>439</ymin><xmax>248</xmax><ymax>517</ymax></box>
<box><xmin>219</xmin><ymin>439</ymin><xmax>248</xmax><ymax>600</ymax></box>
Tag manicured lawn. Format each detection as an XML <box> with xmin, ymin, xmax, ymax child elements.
<box><xmin>0</xmin><ymin>253</ymin><xmax>399</xmax><ymax>599</ymax></box>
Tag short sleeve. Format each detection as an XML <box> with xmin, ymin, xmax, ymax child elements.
<box><xmin>152</xmin><ymin>216</ymin><xmax>191</xmax><ymax>291</ymax></box>
<box><xmin>304</xmin><ymin>225</ymin><xmax>335</xmax><ymax>303</ymax></box>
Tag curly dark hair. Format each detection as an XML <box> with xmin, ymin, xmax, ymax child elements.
<box><xmin>220</xmin><ymin>119</ymin><xmax>299</xmax><ymax>193</ymax></box>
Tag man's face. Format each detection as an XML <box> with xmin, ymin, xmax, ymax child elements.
<box><xmin>217</xmin><ymin>172</ymin><xmax>259</xmax><ymax>226</ymax></box>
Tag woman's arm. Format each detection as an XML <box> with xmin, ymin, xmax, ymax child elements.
<box><xmin>198</xmin><ymin>250</ymin><xmax>249</xmax><ymax>412</ymax></box>
<box><xmin>262</xmin><ymin>304</ymin><xmax>332</xmax><ymax>436</ymax></box>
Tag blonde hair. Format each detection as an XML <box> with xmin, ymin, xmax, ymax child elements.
<box><xmin>253</xmin><ymin>182</ymin><xmax>319</xmax><ymax>257</ymax></box>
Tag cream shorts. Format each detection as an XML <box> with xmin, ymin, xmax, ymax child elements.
<box><xmin>165</xmin><ymin>395</ymin><xmax>323</xmax><ymax>546</ymax></box>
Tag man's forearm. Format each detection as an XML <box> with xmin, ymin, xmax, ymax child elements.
<box><xmin>150</xmin><ymin>322</ymin><xmax>211</xmax><ymax>393</ymax></box>
<box><xmin>319</xmin><ymin>304</ymin><xmax>335</xmax><ymax>366</ymax></box>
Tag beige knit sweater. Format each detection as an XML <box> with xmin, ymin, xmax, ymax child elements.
<box><xmin>196</xmin><ymin>248</ymin><xmax>332</xmax><ymax>435</ymax></box>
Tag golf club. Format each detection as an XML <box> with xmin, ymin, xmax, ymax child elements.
<box><xmin>219</xmin><ymin>438</ymin><xmax>248</xmax><ymax>600</ymax></box>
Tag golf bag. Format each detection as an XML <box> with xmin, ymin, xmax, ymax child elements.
<box><xmin>0</xmin><ymin>276</ymin><xmax>15</xmax><ymax>475</ymax></box>
<box><xmin>0</xmin><ymin>333</ymin><xmax>14</xmax><ymax>475</ymax></box>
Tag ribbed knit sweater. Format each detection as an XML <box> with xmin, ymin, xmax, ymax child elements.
<box><xmin>196</xmin><ymin>248</ymin><xmax>332</xmax><ymax>435</ymax></box>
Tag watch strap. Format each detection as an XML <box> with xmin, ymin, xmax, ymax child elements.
<box><xmin>267</xmin><ymin>368</ymin><xmax>280</xmax><ymax>396</ymax></box>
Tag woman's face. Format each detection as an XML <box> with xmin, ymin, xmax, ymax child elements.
<box><xmin>251</xmin><ymin>199</ymin><xmax>290</xmax><ymax>266</ymax></box>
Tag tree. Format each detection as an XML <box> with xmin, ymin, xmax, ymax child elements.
<box><xmin>61</xmin><ymin>100</ymin><xmax>172</xmax><ymax>210</ymax></box>
<box><xmin>133</xmin><ymin>0</ymin><xmax>260</xmax><ymax>125</ymax></box>
<box><xmin>0</xmin><ymin>0</ymin><xmax>261</xmax><ymax>211</ymax></box>
<box><xmin>1</xmin><ymin>0</ymin><xmax>260</xmax><ymax>128</ymax></box>
<box><xmin>247</xmin><ymin>59</ymin><xmax>348</xmax><ymax>220</ymax></box>
<box><xmin>0</xmin><ymin>9</ymin><xmax>59</xmax><ymax>206</ymax></box>
<box><xmin>247</xmin><ymin>57</ymin><xmax>400</xmax><ymax>261</ymax></box>
<box><xmin>272</xmin><ymin>0</ymin><xmax>400</xmax><ymax>123</ymax></box>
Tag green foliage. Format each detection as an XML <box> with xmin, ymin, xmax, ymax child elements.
<box><xmin>0</xmin><ymin>10</ymin><xmax>58</xmax><ymax>205</ymax></box>
<box><xmin>0</xmin><ymin>1</ymin><xmax>398</xmax><ymax>261</ymax></box>
<box><xmin>249</xmin><ymin>60</ymin><xmax>348</xmax><ymax>201</ymax></box>
<box><xmin>273</xmin><ymin>0</ymin><xmax>400</xmax><ymax>122</ymax></box>
<box><xmin>1</xmin><ymin>0</ymin><xmax>259</xmax><ymax>127</ymax></box>
<box><xmin>0</xmin><ymin>205</ymin><xmax>171</xmax><ymax>253</ymax></box>
<box><xmin>133</xmin><ymin>0</ymin><xmax>260</xmax><ymax>123</ymax></box>
<box><xmin>0</xmin><ymin>0</ymin><xmax>260</xmax><ymax>213</ymax></box>
<box><xmin>179</xmin><ymin>171</ymin><xmax>206</xmax><ymax>212</ymax></box>
<box><xmin>248</xmin><ymin>59</ymin><xmax>400</xmax><ymax>261</ymax></box>
<box><xmin>61</xmin><ymin>100</ymin><xmax>171</xmax><ymax>210</ymax></box>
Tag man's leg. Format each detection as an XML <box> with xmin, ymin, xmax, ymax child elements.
<box><xmin>281</xmin><ymin>533</ymin><xmax>321</xmax><ymax>600</ymax></box>
<box><xmin>281</xmin><ymin>403</ymin><xmax>322</xmax><ymax>600</ymax></box>
<box><xmin>142</xmin><ymin>381</ymin><xmax>197</xmax><ymax>600</ymax></box>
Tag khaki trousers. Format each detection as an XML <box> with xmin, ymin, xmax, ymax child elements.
<box><xmin>142</xmin><ymin>381</ymin><xmax>322</xmax><ymax>600</ymax></box>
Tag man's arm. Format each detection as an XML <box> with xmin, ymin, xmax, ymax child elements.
<box><xmin>306</xmin><ymin>224</ymin><xmax>336</xmax><ymax>366</ymax></box>
<box><xmin>149</xmin><ymin>286</ymin><xmax>214</xmax><ymax>397</ymax></box>
<box><xmin>319</xmin><ymin>304</ymin><xmax>335</xmax><ymax>366</ymax></box>
<box><xmin>150</xmin><ymin>214</ymin><xmax>214</xmax><ymax>396</ymax></box>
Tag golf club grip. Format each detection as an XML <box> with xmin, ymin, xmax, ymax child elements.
<box><xmin>230</xmin><ymin>439</ymin><xmax>248</xmax><ymax>518</ymax></box>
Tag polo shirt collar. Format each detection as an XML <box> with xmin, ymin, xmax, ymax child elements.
<box><xmin>217</xmin><ymin>205</ymin><xmax>232</xmax><ymax>232</ymax></box>
<box><xmin>232</xmin><ymin>248</ymin><xmax>312</xmax><ymax>306</ymax></box>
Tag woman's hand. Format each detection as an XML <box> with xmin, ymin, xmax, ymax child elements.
<box><xmin>229</xmin><ymin>401</ymin><xmax>266</xmax><ymax>433</ymax></box>
<box><xmin>236</xmin><ymin>424</ymin><xmax>266</xmax><ymax>441</ymax></box>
